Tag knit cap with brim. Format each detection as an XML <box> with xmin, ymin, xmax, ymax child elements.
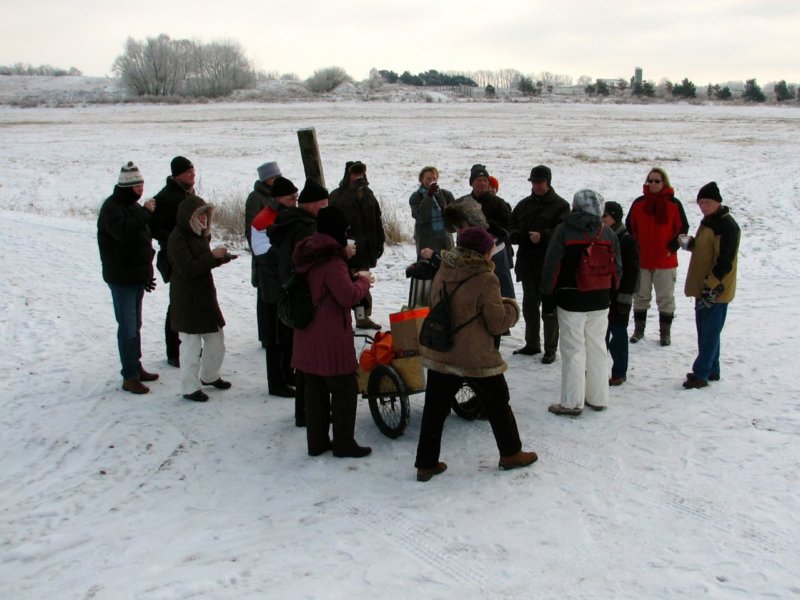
<box><xmin>697</xmin><ymin>181</ymin><xmax>723</xmax><ymax>203</ymax></box>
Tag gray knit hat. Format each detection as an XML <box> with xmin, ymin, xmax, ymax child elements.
<box><xmin>257</xmin><ymin>161</ymin><xmax>281</xmax><ymax>182</ymax></box>
<box><xmin>573</xmin><ymin>189</ymin><xmax>604</xmax><ymax>217</ymax></box>
<box><xmin>118</xmin><ymin>161</ymin><xmax>144</xmax><ymax>187</ymax></box>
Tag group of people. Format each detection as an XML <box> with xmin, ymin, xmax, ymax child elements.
<box><xmin>97</xmin><ymin>157</ymin><xmax>740</xmax><ymax>481</ymax></box>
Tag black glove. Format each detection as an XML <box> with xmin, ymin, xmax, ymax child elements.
<box><xmin>613</xmin><ymin>301</ymin><xmax>631</xmax><ymax>321</ymax></box>
<box><xmin>542</xmin><ymin>294</ymin><xmax>556</xmax><ymax>316</ymax></box>
<box><xmin>144</xmin><ymin>277</ymin><xmax>157</xmax><ymax>293</ymax></box>
<box><xmin>427</xmin><ymin>182</ymin><xmax>440</xmax><ymax>197</ymax></box>
<box><xmin>698</xmin><ymin>283</ymin><xmax>724</xmax><ymax>309</ymax></box>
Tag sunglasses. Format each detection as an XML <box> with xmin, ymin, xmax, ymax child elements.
<box><xmin>647</xmin><ymin>178</ymin><xmax>663</xmax><ymax>184</ymax></box>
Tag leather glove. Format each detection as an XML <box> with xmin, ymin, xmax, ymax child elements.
<box><xmin>614</xmin><ymin>301</ymin><xmax>631</xmax><ymax>320</ymax></box>
<box><xmin>698</xmin><ymin>283</ymin><xmax>724</xmax><ymax>309</ymax></box>
<box><xmin>144</xmin><ymin>277</ymin><xmax>157</xmax><ymax>293</ymax></box>
<box><xmin>427</xmin><ymin>182</ymin><xmax>440</xmax><ymax>196</ymax></box>
<box><xmin>542</xmin><ymin>294</ymin><xmax>556</xmax><ymax>316</ymax></box>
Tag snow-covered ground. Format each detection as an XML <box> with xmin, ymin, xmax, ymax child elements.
<box><xmin>1</xmin><ymin>101</ymin><xmax>799</xmax><ymax>599</ymax></box>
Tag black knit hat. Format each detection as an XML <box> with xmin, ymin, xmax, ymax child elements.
<box><xmin>271</xmin><ymin>176</ymin><xmax>298</xmax><ymax>198</ymax></box>
<box><xmin>603</xmin><ymin>201</ymin><xmax>624</xmax><ymax>224</ymax></box>
<box><xmin>171</xmin><ymin>156</ymin><xmax>194</xmax><ymax>177</ymax></box>
<box><xmin>528</xmin><ymin>165</ymin><xmax>552</xmax><ymax>184</ymax></box>
<box><xmin>697</xmin><ymin>181</ymin><xmax>723</xmax><ymax>203</ymax></box>
<box><xmin>298</xmin><ymin>179</ymin><xmax>329</xmax><ymax>204</ymax></box>
<box><xmin>469</xmin><ymin>163</ymin><xmax>490</xmax><ymax>185</ymax></box>
<box><xmin>316</xmin><ymin>206</ymin><xmax>349</xmax><ymax>247</ymax></box>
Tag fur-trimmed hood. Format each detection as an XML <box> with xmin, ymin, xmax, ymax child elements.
<box><xmin>176</xmin><ymin>195</ymin><xmax>213</xmax><ymax>237</ymax></box>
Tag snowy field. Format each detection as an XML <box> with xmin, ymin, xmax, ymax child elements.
<box><xmin>1</xmin><ymin>101</ymin><xmax>799</xmax><ymax>599</ymax></box>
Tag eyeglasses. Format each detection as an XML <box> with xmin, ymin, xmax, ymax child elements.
<box><xmin>647</xmin><ymin>179</ymin><xmax>663</xmax><ymax>184</ymax></box>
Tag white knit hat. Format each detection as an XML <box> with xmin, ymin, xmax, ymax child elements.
<box><xmin>118</xmin><ymin>161</ymin><xmax>144</xmax><ymax>187</ymax></box>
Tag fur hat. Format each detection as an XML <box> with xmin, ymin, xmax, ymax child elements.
<box><xmin>697</xmin><ymin>181</ymin><xmax>723</xmax><ymax>203</ymax></box>
<box><xmin>316</xmin><ymin>206</ymin><xmax>349</xmax><ymax>247</ymax></box>
<box><xmin>603</xmin><ymin>201</ymin><xmax>624</xmax><ymax>224</ymax></box>
<box><xmin>469</xmin><ymin>164</ymin><xmax>490</xmax><ymax>185</ymax></box>
<box><xmin>298</xmin><ymin>179</ymin><xmax>329</xmax><ymax>204</ymax></box>
<box><xmin>528</xmin><ymin>165</ymin><xmax>552</xmax><ymax>184</ymax></box>
<box><xmin>271</xmin><ymin>176</ymin><xmax>298</xmax><ymax>198</ymax></box>
<box><xmin>170</xmin><ymin>156</ymin><xmax>194</xmax><ymax>177</ymax></box>
<box><xmin>118</xmin><ymin>161</ymin><xmax>144</xmax><ymax>187</ymax></box>
<box><xmin>257</xmin><ymin>161</ymin><xmax>281</xmax><ymax>182</ymax></box>
<box><xmin>573</xmin><ymin>189</ymin><xmax>604</xmax><ymax>217</ymax></box>
<box><xmin>457</xmin><ymin>226</ymin><xmax>495</xmax><ymax>255</ymax></box>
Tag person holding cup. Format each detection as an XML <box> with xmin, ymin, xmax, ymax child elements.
<box><xmin>625</xmin><ymin>167</ymin><xmax>689</xmax><ymax>346</ymax></box>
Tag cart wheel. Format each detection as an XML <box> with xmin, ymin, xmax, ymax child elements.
<box><xmin>451</xmin><ymin>381</ymin><xmax>485</xmax><ymax>420</ymax></box>
<box><xmin>367</xmin><ymin>364</ymin><xmax>410</xmax><ymax>439</ymax></box>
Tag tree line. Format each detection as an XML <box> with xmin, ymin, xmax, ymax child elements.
<box><xmin>1</xmin><ymin>63</ymin><xmax>82</xmax><ymax>76</ymax></box>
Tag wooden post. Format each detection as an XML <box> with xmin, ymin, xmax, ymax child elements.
<box><xmin>297</xmin><ymin>128</ymin><xmax>325</xmax><ymax>188</ymax></box>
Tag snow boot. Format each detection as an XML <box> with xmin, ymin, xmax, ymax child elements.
<box><xmin>630</xmin><ymin>310</ymin><xmax>647</xmax><ymax>343</ymax></box>
<box><xmin>659</xmin><ymin>312</ymin><xmax>674</xmax><ymax>346</ymax></box>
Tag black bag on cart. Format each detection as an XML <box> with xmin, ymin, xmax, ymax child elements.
<box><xmin>405</xmin><ymin>259</ymin><xmax>437</xmax><ymax>308</ymax></box>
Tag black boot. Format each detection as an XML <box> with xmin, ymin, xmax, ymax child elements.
<box><xmin>630</xmin><ymin>310</ymin><xmax>647</xmax><ymax>343</ymax></box>
<box><xmin>659</xmin><ymin>312</ymin><xmax>674</xmax><ymax>346</ymax></box>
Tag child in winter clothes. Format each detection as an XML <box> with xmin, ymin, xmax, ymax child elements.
<box><xmin>167</xmin><ymin>195</ymin><xmax>236</xmax><ymax>402</ymax></box>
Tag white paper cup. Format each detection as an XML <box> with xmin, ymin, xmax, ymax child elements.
<box><xmin>678</xmin><ymin>234</ymin><xmax>691</xmax><ymax>250</ymax></box>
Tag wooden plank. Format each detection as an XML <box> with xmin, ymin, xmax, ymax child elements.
<box><xmin>297</xmin><ymin>127</ymin><xmax>326</xmax><ymax>188</ymax></box>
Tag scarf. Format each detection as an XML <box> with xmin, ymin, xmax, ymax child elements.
<box><xmin>420</xmin><ymin>184</ymin><xmax>445</xmax><ymax>234</ymax></box>
<box><xmin>641</xmin><ymin>184</ymin><xmax>675</xmax><ymax>225</ymax></box>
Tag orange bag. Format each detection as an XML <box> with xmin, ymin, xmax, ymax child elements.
<box><xmin>358</xmin><ymin>331</ymin><xmax>394</xmax><ymax>372</ymax></box>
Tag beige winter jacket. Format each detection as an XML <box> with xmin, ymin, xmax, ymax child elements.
<box><xmin>420</xmin><ymin>247</ymin><xmax>520</xmax><ymax>377</ymax></box>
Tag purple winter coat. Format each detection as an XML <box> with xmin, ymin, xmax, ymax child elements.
<box><xmin>291</xmin><ymin>232</ymin><xmax>370</xmax><ymax>377</ymax></box>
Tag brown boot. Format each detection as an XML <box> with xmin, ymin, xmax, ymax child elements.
<box><xmin>139</xmin><ymin>367</ymin><xmax>159</xmax><ymax>382</ymax></box>
<box><xmin>122</xmin><ymin>379</ymin><xmax>149</xmax><ymax>394</ymax></box>
<box><xmin>417</xmin><ymin>462</ymin><xmax>448</xmax><ymax>482</ymax></box>
<box><xmin>630</xmin><ymin>310</ymin><xmax>646</xmax><ymax>343</ymax></box>
<box><xmin>659</xmin><ymin>312</ymin><xmax>674</xmax><ymax>346</ymax></box>
<box><xmin>355</xmin><ymin>317</ymin><xmax>382</xmax><ymax>330</ymax></box>
<box><xmin>498</xmin><ymin>450</ymin><xmax>538</xmax><ymax>471</ymax></box>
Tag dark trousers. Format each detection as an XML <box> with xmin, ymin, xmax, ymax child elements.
<box><xmin>415</xmin><ymin>370</ymin><xmax>522</xmax><ymax>469</ymax></box>
<box><xmin>692</xmin><ymin>301</ymin><xmax>728</xmax><ymax>381</ymax></box>
<box><xmin>263</xmin><ymin>301</ymin><xmax>294</xmax><ymax>389</ymax></box>
<box><xmin>304</xmin><ymin>373</ymin><xmax>359</xmax><ymax>455</ymax></box>
<box><xmin>108</xmin><ymin>283</ymin><xmax>144</xmax><ymax>380</ymax></box>
<box><xmin>294</xmin><ymin>370</ymin><xmax>306</xmax><ymax>426</ymax></box>
<box><xmin>164</xmin><ymin>303</ymin><xmax>180</xmax><ymax>362</ymax></box>
<box><xmin>521</xmin><ymin>279</ymin><xmax>559</xmax><ymax>353</ymax></box>
<box><xmin>256</xmin><ymin>290</ymin><xmax>267</xmax><ymax>344</ymax></box>
<box><xmin>606</xmin><ymin>319</ymin><xmax>629</xmax><ymax>379</ymax></box>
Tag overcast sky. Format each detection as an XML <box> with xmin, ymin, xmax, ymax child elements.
<box><xmin>2</xmin><ymin>0</ymin><xmax>797</xmax><ymax>84</ymax></box>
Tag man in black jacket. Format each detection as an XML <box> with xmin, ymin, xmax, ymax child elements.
<box><xmin>150</xmin><ymin>155</ymin><xmax>196</xmax><ymax>367</ymax></box>
<box><xmin>329</xmin><ymin>161</ymin><xmax>385</xmax><ymax>329</ymax></box>
<box><xmin>97</xmin><ymin>161</ymin><xmax>159</xmax><ymax>394</ymax></box>
<box><xmin>510</xmin><ymin>165</ymin><xmax>570</xmax><ymax>362</ymax></box>
<box><xmin>603</xmin><ymin>201</ymin><xmax>640</xmax><ymax>385</ymax></box>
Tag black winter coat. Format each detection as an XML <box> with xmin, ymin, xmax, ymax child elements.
<box><xmin>509</xmin><ymin>188</ymin><xmax>570</xmax><ymax>282</ymax></box>
<box><xmin>245</xmin><ymin>179</ymin><xmax>274</xmax><ymax>288</ymax></box>
<box><xmin>329</xmin><ymin>185</ymin><xmax>385</xmax><ymax>270</ymax></box>
<box><xmin>150</xmin><ymin>177</ymin><xmax>192</xmax><ymax>246</ymax></box>
<box><xmin>167</xmin><ymin>196</ymin><xmax>226</xmax><ymax>334</ymax></box>
<box><xmin>267</xmin><ymin>206</ymin><xmax>317</xmax><ymax>285</ymax></box>
<box><xmin>97</xmin><ymin>186</ymin><xmax>155</xmax><ymax>285</ymax></box>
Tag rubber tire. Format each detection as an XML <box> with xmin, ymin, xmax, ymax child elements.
<box><xmin>367</xmin><ymin>364</ymin><xmax>411</xmax><ymax>439</ymax></box>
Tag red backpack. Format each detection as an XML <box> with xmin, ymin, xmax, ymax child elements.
<box><xmin>576</xmin><ymin>225</ymin><xmax>616</xmax><ymax>292</ymax></box>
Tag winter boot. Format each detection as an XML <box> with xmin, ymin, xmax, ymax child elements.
<box><xmin>630</xmin><ymin>310</ymin><xmax>647</xmax><ymax>343</ymax></box>
<box><xmin>659</xmin><ymin>312</ymin><xmax>674</xmax><ymax>347</ymax></box>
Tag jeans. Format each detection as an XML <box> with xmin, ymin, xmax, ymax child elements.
<box><xmin>108</xmin><ymin>283</ymin><xmax>144</xmax><ymax>380</ymax></box>
<box><xmin>606</xmin><ymin>319</ymin><xmax>629</xmax><ymax>379</ymax></box>
<box><xmin>492</xmin><ymin>247</ymin><xmax>516</xmax><ymax>299</ymax></box>
<box><xmin>691</xmin><ymin>301</ymin><xmax>728</xmax><ymax>381</ymax></box>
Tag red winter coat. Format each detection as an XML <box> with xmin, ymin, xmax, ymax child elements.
<box><xmin>290</xmin><ymin>233</ymin><xmax>370</xmax><ymax>376</ymax></box>
<box><xmin>625</xmin><ymin>186</ymin><xmax>689</xmax><ymax>270</ymax></box>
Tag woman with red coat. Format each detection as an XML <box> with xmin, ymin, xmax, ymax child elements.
<box><xmin>625</xmin><ymin>167</ymin><xmax>689</xmax><ymax>346</ymax></box>
<box><xmin>291</xmin><ymin>206</ymin><xmax>374</xmax><ymax>458</ymax></box>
